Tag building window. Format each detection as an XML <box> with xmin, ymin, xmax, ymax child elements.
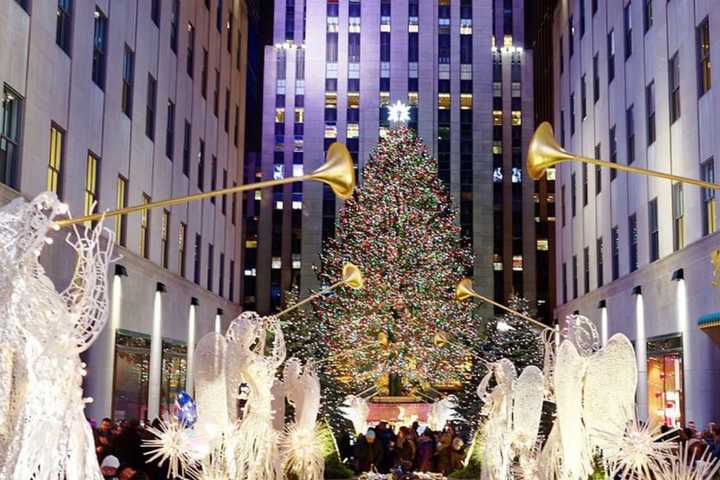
<box><xmin>210</xmin><ymin>155</ymin><xmax>217</xmax><ymax>204</ymax></box>
<box><xmin>112</xmin><ymin>331</ymin><xmax>151</xmax><ymax>422</ymax></box>
<box><xmin>647</xmin><ymin>335</ymin><xmax>685</xmax><ymax>428</ymax></box>
<box><xmin>140</xmin><ymin>194</ymin><xmax>151</xmax><ymax>259</ymax></box>
<box><xmin>166</xmin><ymin>100</ymin><xmax>175</xmax><ymax>160</ymax></box>
<box><xmin>572</xmin><ymin>255</ymin><xmax>578</xmax><ymax>299</ymax></box>
<box><xmin>182</xmin><ymin>120</ymin><xmax>191</xmax><ymax>176</ymax></box>
<box><xmin>583</xmin><ymin>246</ymin><xmax>590</xmax><ymax>294</ymax></box>
<box><xmin>612</xmin><ymin>226</ymin><xmax>620</xmax><ymax>280</ymax></box>
<box><xmin>193</xmin><ymin>234</ymin><xmax>202</xmax><ymax>284</ymax></box>
<box><xmin>83</xmin><ymin>152</ymin><xmax>100</xmax><ymax>225</ymax></box>
<box><xmin>116</xmin><ymin>176</ymin><xmax>128</xmax><ymax>246</ymax></box>
<box><xmin>122</xmin><ymin>45</ymin><xmax>135</xmax><ymax>117</ymax></box>
<box><xmin>626</xmin><ymin>105</ymin><xmax>635</xmax><ymax>164</ymax></box>
<box><xmin>592</xmin><ymin>0</ymin><xmax>598</xmax><ymax>15</ymax></box>
<box><xmin>224</xmin><ymin>89</ymin><xmax>230</xmax><ymax>132</ymax></box>
<box><xmin>597</xmin><ymin>237</ymin><xmax>604</xmax><ymax>287</ymax></box>
<box><xmin>15</xmin><ymin>0</ymin><xmax>29</xmax><ymax>12</ymax></box>
<box><xmin>570</xmin><ymin>92</ymin><xmax>576</xmax><ymax>135</ymax></box>
<box><xmin>92</xmin><ymin>8</ymin><xmax>108</xmax><ymax>89</ymax></box>
<box><xmin>582</xmin><ymin>163</ymin><xmax>588</xmax><ymax>206</ymax></box>
<box><xmin>219</xmin><ymin>253</ymin><xmax>225</xmax><ymax>297</ymax></box>
<box><xmin>201</xmin><ymin>49</ymin><xmax>208</xmax><ymax>98</ymax></box>
<box><xmin>669</xmin><ymin>52</ymin><xmax>681</xmax><ymax>123</ymax></box>
<box><xmin>187</xmin><ymin>23</ymin><xmax>195</xmax><ymax>78</ymax></box>
<box><xmin>47</xmin><ymin>124</ymin><xmax>64</xmax><ymax>197</ymax></box>
<box><xmin>579</xmin><ymin>0</ymin><xmax>586</xmax><ymax>36</ymax></box>
<box><xmin>624</xmin><ymin>2</ymin><xmax>632</xmax><ymax>60</ymax></box>
<box><xmin>562</xmin><ymin>262</ymin><xmax>568</xmax><ymax>303</ymax></box>
<box><xmin>571</xmin><ymin>172</ymin><xmax>577</xmax><ymax>217</ymax></box>
<box><xmin>197</xmin><ymin>140</ymin><xmax>205</xmax><ymax>190</ymax></box>
<box><xmin>227</xmin><ymin>12</ymin><xmax>234</xmax><ymax>53</ymax></box>
<box><xmin>170</xmin><ymin>0</ymin><xmax>179</xmax><ymax>53</ymax></box>
<box><xmin>646</xmin><ymin>81</ymin><xmax>656</xmax><ymax>145</ymax></box>
<box><xmin>216</xmin><ymin>0</ymin><xmax>223</xmax><ymax>32</ymax></box>
<box><xmin>234</xmin><ymin>105</ymin><xmax>240</xmax><ymax>146</ymax></box>
<box><xmin>610</xmin><ymin>125</ymin><xmax>617</xmax><ymax>180</ymax></box>
<box><xmin>568</xmin><ymin>16</ymin><xmax>574</xmax><ymax>57</ymax></box>
<box><xmin>229</xmin><ymin>260</ymin><xmax>235</xmax><ymax>301</ymax></box>
<box><xmin>649</xmin><ymin>197</ymin><xmax>659</xmax><ymax>262</ymax></box>
<box><xmin>150</xmin><ymin>0</ymin><xmax>161</xmax><ymax>25</ymax></box>
<box><xmin>213</xmin><ymin>69</ymin><xmax>220</xmax><ymax>117</ymax></box>
<box><xmin>698</xmin><ymin>17</ymin><xmax>711</xmax><ymax>96</ymax></box>
<box><xmin>161</xmin><ymin>209</ymin><xmax>170</xmax><ymax>268</ymax></box>
<box><xmin>581</xmin><ymin>75</ymin><xmax>587</xmax><ymax>119</ymax></box>
<box><xmin>56</xmin><ymin>0</ymin><xmax>73</xmax><ymax>54</ymax></box>
<box><xmin>207</xmin><ymin>243</ymin><xmax>214</xmax><ymax>291</ymax></box>
<box><xmin>673</xmin><ymin>183</ymin><xmax>684</xmax><ymax>251</ymax></box>
<box><xmin>146</xmin><ymin>75</ymin><xmax>157</xmax><ymax>140</ymax></box>
<box><xmin>702</xmin><ymin>158</ymin><xmax>716</xmax><ymax>236</ymax></box>
<box><xmin>178</xmin><ymin>222</ymin><xmax>187</xmax><ymax>277</ymax></box>
<box><xmin>607</xmin><ymin>30</ymin><xmax>616</xmax><ymax>83</ymax></box>
<box><xmin>629</xmin><ymin>213</ymin><xmax>638</xmax><ymax>272</ymax></box>
<box><xmin>595</xmin><ymin>143</ymin><xmax>602</xmax><ymax>194</ymax></box>
<box><xmin>593</xmin><ymin>53</ymin><xmax>600</xmax><ymax>103</ymax></box>
<box><xmin>561</xmin><ymin>185</ymin><xmax>566</xmax><ymax>226</ymax></box>
<box><xmin>221</xmin><ymin>169</ymin><xmax>228</xmax><ymax>214</ymax></box>
<box><xmin>644</xmin><ymin>0</ymin><xmax>653</xmax><ymax>32</ymax></box>
<box><xmin>0</xmin><ymin>87</ymin><xmax>22</xmax><ymax>190</ymax></box>
<box><xmin>559</xmin><ymin>36</ymin><xmax>564</xmax><ymax>74</ymax></box>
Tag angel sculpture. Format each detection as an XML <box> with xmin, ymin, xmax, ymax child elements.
<box><xmin>280</xmin><ymin>358</ymin><xmax>325</xmax><ymax>480</ymax></box>
<box><xmin>427</xmin><ymin>395</ymin><xmax>463</xmax><ymax>432</ymax></box>
<box><xmin>339</xmin><ymin>395</ymin><xmax>370</xmax><ymax>436</ymax></box>
<box><xmin>0</xmin><ymin>193</ymin><xmax>114</xmax><ymax>480</ymax></box>
<box><xmin>231</xmin><ymin>312</ymin><xmax>286</xmax><ymax>480</ymax></box>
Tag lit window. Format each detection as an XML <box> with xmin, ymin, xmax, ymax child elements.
<box><xmin>325</xmin><ymin>125</ymin><xmax>337</xmax><ymax>138</ymax></box>
<box><xmin>325</xmin><ymin>92</ymin><xmax>337</xmax><ymax>106</ymax></box>
<box><xmin>293</xmin><ymin>164</ymin><xmax>304</xmax><ymax>176</ymax></box>
<box><xmin>244</xmin><ymin>268</ymin><xmax>257</xmax><ymax>276</ymax></box>
<box><xmin>294</xmin><ymin>108</ymin><xmax>304</xmax><ymax>123</ymax></box>
<box><xmin>272</xmin><ymin>257</ymin><xmax>282</xmax><ymax>269</ymax></box>
<box><xmin>326</xmin><ymin>63</ymin><xmax>338</xmax><ymax>78</ymax></box>
<box><xmin>292</xmin><ymin>254</ymin><xmax>301</xmax><ymax>269</ymax></box>
<box><xmin>349</xmin><ymin>17</ymin><xmax>360</xmax><ymax>33</ymax></box>
<box><xmin>546</xmin><ymin>168</ymin><xmax>557</xmax><ymax>181</ymax></box>
<box><xmin>347</xmin><ymin>124</ymin><xmax>359</xmax><ymax>138</ymax></box>
<box><xmin>493</xmin><ymin>167</ymin><xmax>503</xmax><ymax>183</ymax></box>
<box><xmin>245</xmin><ymin>240</ymin><xmax>257</xmax><ymax>248</ymax></box>
<box><xmin>460</xmin><ymin>94</ymin><xmax>472</xmax><ymax>110</ymax></box>
<box><xmin>512</xmin><ymin>167</ymin><xmax>522</xmax><ymax>183</ymax></box>
<box><xmin>83</xmin><ymin>152</ymin><xmax>100</xmax><ymax>224</ymax></box>
<box><xmin>439</xmin><ymin>63</ymin><xmax>450</xmax><ymax>80</ymax></box>
<box><xmin>380</xmin><ymin>62</ymin><xmax>390</xmax><ymax>78</ymax></box>
<box><xmin>380</xmin><ymin>92</ymin><xmax>390</xmax><ymax>106</ymax></box>
<box><xmin>461</xmin><ymin>64</ymin><xmax>472</xmax><ymax>80</ymax></box>
<box><xmin>348</xmin><ymin>92</ymin><xmax>360</xmax><ymax>108</ymax></box>
<box><xmin>140</xmin><ymin>194</ymin><xmax>151</xmax><ymax>259</ymax></box>
<box><xmin>276</xmin><ymin>79</ymin><xmax>286</xmax><ymax>94</ymax></box>
<box><xmin>275</xmin><ymin>201</ymin><xmax>283</xmax><ymax>209</ymax></box>
<box><xmin>493</xmin><ymin>254</ymin><xmax>503</xmax><ymax>271</ymax></box>
<box><xmin>537</xmin><ymin>239</ymin><xmax>549</xmax><ymax>251</ymax></box>
<box><xmin>48</xmin><ymin>125</ymin><xmax>64</xmax><ymax>196</ymax></box>
<box><xmin>327</xmin><ymin>17</ymin><xmax>339</xmax><ymax>32</ymax></box>
<box><xmin>295</xmin><ymin>79</ymin><xmax>305</xmax><ymax>95</ymax></box>
<box><xmin>292</xmin><ymin>201</ymin><xmax>302</xmax><ymax>210</ymax></box>
<box><xmin>438</xmin><ymin>93</ymin><xmax>451</xmax><ymax>109</ymax></box>
<box><xmin>116</xmin><ymin>176</ymin><xmax>128</xmax><ymax>246</ymax></box>
<box><xmin>275</xmin><ymin>108</ymin><xmax>285</xmax><ymax>123</ymax></box>
<box><xmin>408</xmin><ymin>92</ymin><xmax>418</xmax><ymax>105</ymax></box>
<box><xmin>512</xmin><ymin>111</ymin><xmax>522</xmax><ymax>125</ymax></box>
<box><xmin>460</xmin><ymin>19</ymin><xmax>472</xmax><ymax>35</ymax></box>
<box><xmin>348</xmin><ymin>63</ymin><xmax>360</xmax><ymax>79</ymax></box>
<box><xmin>493</xmin><ymin>110</ymin><xmax>503</xmax><ymax>125</ymax></box>
<box><xmin>512</xmin><ymin>255</ymin><xmax>523</xmax><ymax>271</ymax></box>
<box><xmin>493</xmin><ymin>141</ymin><xmax>503</xmax><ymax>155</ymax></box>
<box><xmin>160</xmin><ymin>209</ymin><xmax>170</xmax><ymax>268</ymax></box>
<box><xmin>409</xmin><ymin>62</ymin><xmax>419</xmax><ymax>78</ymax></box>
<box><xmin>273</xmin><ymin>164</ymin><xmax>285</xmax><ymax>179</ymax></box>
<box><xmin>408</xmin><ymin>17</ymin><xmax>419</xmax><ymax>32</ymax></box>
<box><xmin>504</xmin><ymin>35</ymin><xmax>513</xmax><ymax>47</ymax></box>
<box><xmin>381</xmin><ymin>21</ymin><xmax>391</xmax><ymax>32</ymax></box>
<box><xmin>254</xmin><ymin>191</ymin><xmax>261</xmax><ymax>200</ymax></box>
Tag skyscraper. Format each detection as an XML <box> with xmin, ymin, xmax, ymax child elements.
<box><xmin>242</xmin><ymin>0</ymin><xmax>548</xmax><ymax>321</ymax></box>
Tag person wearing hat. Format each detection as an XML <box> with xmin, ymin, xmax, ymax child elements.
<box><xmin>100</xmin><ymin>455</ymin><xmax>119</xmax><ymax>479</ymax></box>
<box><xmin>355</xmin><ymin>428</ymin><xmax>384</xmax><ymax>472</ymax></box>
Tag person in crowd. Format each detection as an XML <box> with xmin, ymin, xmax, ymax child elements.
<box><xmin>115</xmin><ymin>464</ymin><xmax>136</xmax><ymax>480</ymax></box>
<box><xmin>95</xmin><ymin>417</ymin><xmax>114</xmax><ymax>459</ymax></box>
<box><xmin>449</xmin><ymin>436</ymin><xmax>466</xmax><ymax>473</ymax></box>
<box><xmin>100</xmin><ymin>455</ymin><xmax>119</xmax><ymax>479</ymax></box>
<box><xmin>355</xmin><ymin>428</ymin><xmax>384</xmax><ymax>472</ymax></box>
<box><xmin>113</xmin><ymin>419</ymin><xmax>145</xmax><ymax>469</ymax></box>
<box><xmin>434</xmin><ymin>425</ymin><xmax>454</xmax><ymax>474</ymax></box>
<box><xmin>415</xmin><ymin>428</ymin><xmax>435</xmax><ymax>472</ymax></box>
<box><xmin>395</xmin><ymin>426</ymin><xmax>416</xmax><ymax>470</ymax></box>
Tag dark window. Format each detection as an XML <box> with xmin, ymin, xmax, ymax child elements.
<box><xmin>219</xmin><ymin>253</ymin><xmax>225</xmax><ymax>297</ymax></box>
<box><xmin>145</xmin><ymin>75</ymin><xmax>157</xmax><ymax>140</ymax></box>
<box><xmin>213</xmin><ymin>69</ymin><xmax>220</xmax><ymax>117</ymax></box>
<box><xmin>121</xmin><ymin>45</ymin><xmax>134</xmax><ymax>117</ymax></box>
<box><xmin>572</xmin><ymin>255</ymin><xmax>578</xmax><ymax>299</ymax></box>
<box><xmin>626</xmin><ymin>105</ymin><xmax>635</xmax><ymax>164</ymax></box>
<box><xmin>1</xmin><ymin>95</ymin><xmax>22</xmax><ymax>191</ymax></box>
<box><xmin>571</xmin><ymin>172</ymin><xmax>577</xmax><ymax>217</ymax></box>
<box><xmin>178</xmin><ymin>222</ymin><xmax>186</xmax><ymax>277</ymax></box>
<box><xmin>624</xmin><ymin>2</ymin><xmax>632</xmax><ymax>60</ymax></box>
<box><xmin>224</xmin><ymin>89</ymin><xmax>230</xmax><ymax>132</ymax></box>
<box><xmin>580</xmin><ymin>0</ymin><xmax>586</xmax><ymax>36</ymax></box>
<box><xmin>201</xmin><ymin>49</ymin><xmax>208</xmax><ymax>98</ymax></box>
<box><xmin>583</xmin><ymin>246</ymin><xmax>590</xmax><ymax>294</ymax></box>
<box><xmin>210</xmin><ymin>155</ymin><xmax>217</xmax><ymax>204</ymax></box>
<box><xmin>165</xmin><ymin>100</ymin><xmax>175</xmax><ymax>160</ymax></box>
<box><xmin>234</xmin><ymin>105</ymin><xmax>240</xmax><ymax>146</ymax></box>
<box><xmin>581</xmin><ymin>75</ymin><xmax>587</xmax><ymax>119</ymax></box>
<box><xmin>151</xmin><ymin>0</ymin><xmax>160</xmax><ymax>26</ymax></box>
<box><xmin>611</xmin><ymin>226</ymin><xmax>620</xmax><ymax>280</ymax></box>
<box><xmin>187</xmin><ymin>23</ymin><xmax>195</xmax><ymax>78</ymax></box>
<box><xmin>673</xmin><ymin>183</ymin><xmax>685</xmax><ymax>250</ymax></box>
<box><xmin>160</xmin><ymin>209</ymin><xmax>169</xmax><ymax>268</ymax></box>
<box><xmin>610</xmin><ymin>125</ymin><xmax>617</xmax><ymax>180</ymax></box>
<box><xmin>568</xmin><ymin>16</ymin><xmax>575</xmax><ymax>57</ymax></box>
<box><xmin>593</xmin><ymin>54</ymin><xmax>600</xmax><ymax>103</ymax></box>
<box><xmin>229</xmin><ymin>260</ymin><xmax>235</xmax><ymax>301</ymax></box>
<box><xmin>559</xmin><ymin>36</ymin><xmax>564</xmax><ymax>74</ymax></box>
<box><xmin>221</xmin><ymin>169</ymin><xmax>227</xmax><ymax>214</ymax></box>
<box><xmin>197</xmin><ymin>139</ymin><xmax>205</xmax><ymax>190</ymax></box>
<box><xmin>649</xmin><ymin>197</ymin><xmax>659</xmax><ymax>262</ymax></box>
<box><xmin>646</xmin><ymin>81</ymin><xmax>656</xmax><ymax>145</ymax></box>
<box><xmin>644</xmin><ymin>0</ymin><xmax>653</xmax><ymax>32</ymax></box>
<box><xmin>561</xmin><ymin>185</ymin><xmax>566</xmax><ymax>226</ymax></box>
<box><xmin>92</xmin><ymin>8</ymin><xmax>108</xmax><ymax>89</ymax></box>
<box><xmin>56</xmin><ymin>0</ymin><xmax>73</xmax><ymax>54</ymax></box>
<box><xmin>227</xmin><ymin>12</ymin><xmax>233</xmax><ymax>52</ymax></box>
<box><xmin>182</xmin><ymin>120</ymin><xmax>191</xmax><ymax>176</ymax></box>
<box><xmin>170</xmin><ymin>0</ymin><xmax>179</xmax><ymax>53</ymax></box>
<box><xmin>570</xmin><ymin>92</ymin><xmax>576</xmax><ymax>134</ymax></box>
<box><xmin>381</xmin><ymin>32</ymin><xmax>391</xmax><ymax>62</ymax></box>
<box><xmin>698</xmin><ymin>18</ymin><xmax>712</xmax><ymax>96</ymax></box>
<box><xmin>669</xmin><ymin>52</ymin><xmax>681</xmax><ymax>123</ymax></box>
<box><xmin>629</xmin><ymin>213</ymin><xmax>638</xmax><ymax>272</ymax></box>
<box><xmin>702</xmin><ymin>158</ymin><xmax>716</xmax><ymax>236</ymax></box>
<box><xmin>193</xmin><ymin>234</ymin><xmax>202</xmax><ymax>284</ymax></box>
<box><xmin>595</xmin><ymin>143</ymin><xmax>602</xmax><ymax>194</ymax></box>
<box><xmin>236</xmin><ymin>30</ymin><xmax>242</xmax><ymax>69</ymax></box>
<box><xmin>582</xmin><ymin>163</ymin><xmax>588</xmax><ymax>206</ymax></box>
<box><xmin>207</xmin><ymin>243</ymin><xmax>214</xmax><ymax>291</ymax></box>
<box><xmin>608</xmin><ymin>30</ymin><xmax>616</xmax><ymax>82</ymax></box>
<box><xmin>592</xmin><ymin>0</ymin><xmax>598</xmax><ymax>15</ymax></box>
<box><xmin>596</xmin><ymin>237</ymin><xmax>604</xmax><ymax>287</ymax></box>
<box><xmin>216</xmin><ymin>0</ymin><xmax>223</xmax><ymax>32</ymax></box>
<box><xmin>562</xmin><ymin>262</ymin><xmax>568</xmax><ymax>303</ymax></box>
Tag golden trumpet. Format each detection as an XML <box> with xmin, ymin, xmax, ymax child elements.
<box><xmin>277</xmin><ymin>262</ymin><xmax>364</xmax><ymax>317</ymax></box>
<box><xmin>528</xmin><ymin>122</ymin><xmax>720</xmax><ymax>190</ymax></box>
<box><xmin>455</xmin><ymin>278</ymin><xmax>547</xmax><ymax>330</ymax></box>
<box><xmin>56</xmin><ymin>142</ymin><xmax>355</xmax><ymax>227</ymax></box>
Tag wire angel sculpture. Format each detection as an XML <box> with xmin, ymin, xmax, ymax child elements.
<box><xmin>426</xmin><ymin>395</ymin><xmax>463</xmax><ymax>432</ymax></box>
<box><xmin>280</xmin><ymin>358</ymin><xmax>325</xmax><ymax>480</ymax></box>
<box><xmin>0</xmin><ymin>193</ymin><xmax>114</xmax><ymax>480</ymax></box>
<box><xmin>339</xmin><ymin>395</ymin><xmax>370</xmax><ymax>436</ymax></box>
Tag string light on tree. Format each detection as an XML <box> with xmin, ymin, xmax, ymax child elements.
<box><xmin>387</xmin><ymin>100</ymin><xmax>411</xmax><ymax>124</ymax></box>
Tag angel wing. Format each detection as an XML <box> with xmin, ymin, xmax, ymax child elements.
<box><xmin>193</xmin><ymin>332</ymin><xmax>230</xmax><ymax>434</ymax></box>
<box><xmin>511</xmin><ymin>365</ymin><xmax>544</xmax><ymax>453</ymax></box>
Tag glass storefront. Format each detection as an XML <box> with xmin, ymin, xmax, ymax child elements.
<box><xmin>647</xmin><ymin>334</ymin><xmax>684</xmax><ymax>428</ymax></box>
<box><xmin>160</xmin><ymin>339</ymin><xmax>187</xmax><ymax>417</ymax></box>
<box><xmin>113</xmin><ymin>330</ymin><xmax>151</xmax><ymax>421</ymax></box>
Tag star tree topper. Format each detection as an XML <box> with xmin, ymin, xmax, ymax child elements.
<box><xmin>387</xmin><ymin>100</ymin><xmax>411</xmax><ymax>125</ymax></box>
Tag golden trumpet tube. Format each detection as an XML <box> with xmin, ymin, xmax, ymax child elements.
<box><xmin>468</xmin><ymin>292</ymin><xmax>547</xmax><ymax>330</ymax></box>
<box><xmin>276</xmin><ymin>280</ymin><xmax>344</xmax><ymax>317</ymax></box>
<box><xmin>56</xmin><ymin>175</ymin><xmax>312</xmax><ymax>227</ymax></box>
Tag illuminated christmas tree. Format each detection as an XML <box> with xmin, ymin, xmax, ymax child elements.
<box><xmin>308</xmin><ymin>127</ymin><xmax>483</xmax><ymax>395</ymax></box>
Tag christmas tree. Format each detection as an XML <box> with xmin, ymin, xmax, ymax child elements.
<box><xmin>309</xmin><ymin>127</ymin><xmax>483</xmax><ymax>393</ymax></box>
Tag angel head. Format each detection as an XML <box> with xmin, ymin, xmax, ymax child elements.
<box><xmin>226</xmin><ymin>311</ymin><xmax>264</xmax><ymax>350</ymax></box>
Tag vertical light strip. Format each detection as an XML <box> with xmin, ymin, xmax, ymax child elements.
<box><xmin>186</xmin><ymin>304</ymin><xmax>197</xmax><ymax>395</ymax></box>
<box><xmin>148</xmin><ymin>291</ymin><xmax>163</xmax><ymax>420</ymax></box>
<box><xmin>635</xmin><ymin>292</ymin><xmax>648</xmax><ymax>420</ymax></box>
<box><xmin>600</xmin><ymin>306</ymin><xmax>608</xmax><ymax>346</ymax></box>
<box><xmin>214</xmin><ymin>312</ymin><xmax>222</xmax><ymax>334</ymax></box>
<box><xmin>101</xmin><ymin>274</ymin><xmax>123</xmax><ymax>418</ymax></box>
<box><xmin>676</xmin><ymin>278</ymin><xmax>690</xmax><ymax>372</ymax></box>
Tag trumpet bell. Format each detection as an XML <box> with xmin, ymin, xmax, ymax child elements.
<box><xmin>311</xmin><ymin>143</ymin><xmax>356</xmax><ymax>200</ymax></box>
<box><xmin>342</xmin><ymin>262</ymin><xmax>364</xmax><ymax>289</ymax></box>
<box><xmin>527</xmin><ymin>122</ymin><xmax>573</xmax><ymax>180</ymax></box>
<box><xmin>455</xmin><ymin>278</ymin><xmax>476</xmax><ymax>302</ymax></box>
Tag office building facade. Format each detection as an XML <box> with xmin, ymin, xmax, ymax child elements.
<box><xmin>242</xmin><ymin>0</ymin><xmax>552</xmax><ymax>321</ymax></box>
<box><xmin>0</xmin><ymin>0</ymin><xmax>248</xmax><ymax>422</ymax></box>
<box><xmin>553</xmin><ymin>0</ymin><xmax>720</xmax><ymax>426</ymax></box>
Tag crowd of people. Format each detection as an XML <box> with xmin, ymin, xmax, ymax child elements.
<box><xmin>661</xmin><ymin>420</ymin><xmax>720</xmax><ymax>459</ymax></box>
<box><xmin>93</xmin><ymin>417</ymin><xmax>167</xmax><ymax>480</ymax></box>
<box><xmin>340</xmin><ymin>422</ymin><xmax>467</xmax><ymax>476</ymax></box>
